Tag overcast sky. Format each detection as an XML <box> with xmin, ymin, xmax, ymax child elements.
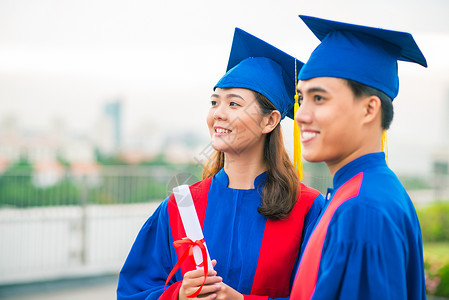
<box><xmin>0</xmin><ymin>0</ymin><xmax>448</xmax><ymax>175</ymax></box>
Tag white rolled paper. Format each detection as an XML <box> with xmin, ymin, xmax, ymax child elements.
<box><xmin>172</xmin><ymin>184</ymin><xmax>214</xmax><ymax>271</ymax></box>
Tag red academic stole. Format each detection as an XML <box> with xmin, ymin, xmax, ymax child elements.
<box><xmin>165</xmin><ymin>178</ymin><xmax>320</xmax><ymax>299</ymax></box>
<box><xmin>250</xmin><ymin>183</ymin><xmax>320</xmax><ymax>298</ymax></box>
<box><xmin>290</xmin><ymin>173</ymin><xmax>363</xmax><ymax>300</ymax></box>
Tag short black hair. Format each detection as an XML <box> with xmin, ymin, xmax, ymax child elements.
<box><xmin>344</xmin><ymin>79</ymin><xmax>394</xmax><ymax>130</ymax></box>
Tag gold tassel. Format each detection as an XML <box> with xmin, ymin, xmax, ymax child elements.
<box><xmin>294</xmin><ymin>96</ymin><xmax>303</xmax><ymax>180</ymax></box>
<box><xmin>381</xmin><ymin>130</ymin><xmax>388</xmax><ymax>164</ymax></box>
<box><xmin>294</xmin><ymin>59</ymin><xmax>303</xmax><ymax>181</ymax></box>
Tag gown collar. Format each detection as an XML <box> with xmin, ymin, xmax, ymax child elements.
<box><xmin>333</xmin><ymin>152</ymin><xmax>387</xmax><ymax>191</ymax></box>
<box><xmin>215</xmin><ymin>168</ymin><xmax>267</xmax><ymax>190</ymax></box>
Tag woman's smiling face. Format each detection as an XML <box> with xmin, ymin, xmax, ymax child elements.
<box><xmin>207</xmin><ymin>87</ymin><xmax>267</xmax><ymax>156</ymax></box>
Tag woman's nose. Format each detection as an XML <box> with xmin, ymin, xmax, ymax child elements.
<box><xmin>213</xmin><ymin>104</ymin><xmax>227</xmax><ymax>120</ymax></box>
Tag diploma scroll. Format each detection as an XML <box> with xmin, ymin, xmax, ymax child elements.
<box><xmin>173</xmin><ymin>184</ymin><xmax>214</xmax><ymax>271</ymax></box>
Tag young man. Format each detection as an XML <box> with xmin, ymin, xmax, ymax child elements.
<box><xmin>291</xmin><ymin>16</ymin><xmax>427</xmax><ymax>299</ymax></box>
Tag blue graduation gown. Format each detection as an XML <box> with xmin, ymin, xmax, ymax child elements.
<box><xmin>117</xmin><ymin>168</ymin><xmax>325</xmax><ymax>300</ymax></box>
<box><xmin>291</xmin><ymin>153</ymin><xmax>426</xmax><ymax>300</ymax></box>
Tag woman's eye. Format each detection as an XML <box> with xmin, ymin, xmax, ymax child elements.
<box><xmin>211</xmin><ymin>100</ymin><xmax>217</xmax><ymax>106</ymax></box>
<box><xmin>230</xmin><ymin>102</ymin><xmax>240</xmax><ymax>107</ymax></box>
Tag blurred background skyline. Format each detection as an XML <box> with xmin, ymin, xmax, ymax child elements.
<box><xmin>1</xmin><ymin>0</ymin><xmax>448</xmax><ymax>177</ymax></box>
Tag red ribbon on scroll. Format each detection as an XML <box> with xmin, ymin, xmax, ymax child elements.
<box><xmin>164</xmin><ymin>237</ymin><xmax>209</xmax><ymax>298</ymax></box>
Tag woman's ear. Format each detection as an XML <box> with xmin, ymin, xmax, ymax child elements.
<box><xmin>261</xmin><ymin>110</ymin><xmax>281</xmax><ymax>134</ymax></box>
<box><xmin>362</xmin><ymin>95</ymin><xmax>382</xmax><ymax>125</ymax></box>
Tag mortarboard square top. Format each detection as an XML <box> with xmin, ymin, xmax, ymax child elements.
<box><xmin>215</xmin><ymin>28</ymin><xmax>303</xmax><ymax>120</ymax></box>
<box><xmin>298</xmin><ymin>15</ymin><xmax>427</xmax><ymax>100</ymax></box>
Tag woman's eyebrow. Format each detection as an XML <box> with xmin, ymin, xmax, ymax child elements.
<box><xmin>226</xmin><ymin>93</ymin><xmax>245</xmax><ymax>101</ymax></box>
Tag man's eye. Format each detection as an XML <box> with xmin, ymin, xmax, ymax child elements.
<box><xmin>314</xmin><ymin>95</ymin><xmax>324</xmax><ymax>102</ymax></box>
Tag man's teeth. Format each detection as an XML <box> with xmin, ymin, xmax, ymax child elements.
<box><xmin>302</xmin><ymin>132</ymin><xmax>317</xmax><ymax>139</ymax></box>
<box><xmin>216</xmin><ymin>128</ymin><xmax>231</xmax><ymax>133</ymax></box>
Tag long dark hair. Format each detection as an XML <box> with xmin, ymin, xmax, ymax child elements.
<box><xmin>202</xmin><ymin>91</ymin><xmax>299</xmax><ymax>220</ymax></box>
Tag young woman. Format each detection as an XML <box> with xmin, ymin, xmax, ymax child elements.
<box><xmin>117</xmin><ymin>28</ymin><xmax>324</xmax><ymax>300</ymax></box>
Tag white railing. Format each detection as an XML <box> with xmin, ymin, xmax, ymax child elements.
<box><xmin>1</xmin><ymin>164</ymin><xmax>436</xmax><ymax>285</ymax></box>
<box><xmin>0</xmin><ymin>165</ymin><xmax>197</xmax><ymax>285</ymax></box>
<box><xmin>0</xmin><ymin>203</ymin><xmax>159</xmax><ymax>284</ymax></box>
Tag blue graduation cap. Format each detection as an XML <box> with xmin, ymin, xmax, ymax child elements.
<box><xmin>298</xmin><ymin>15</ymin><xmax>427</xmax><ymax>100</ymax></box>
<box><xmin>214</xmin><ymin>27</ymin><xmax>305</xmax><ymax>179</ymax></box>
<box><xmin>215</xmin><ymin>28</ymin><xmax>303</xmax><ymax>120</ymax></box>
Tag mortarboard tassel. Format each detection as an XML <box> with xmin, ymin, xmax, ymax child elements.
<box><xmin>294</xmin><ymin>59</ymin><xmax>303</xmax><ymax>180</ymax></box>
<box><xmin>381</xmin><ymin>130</ymin><xmax>388</xmax><ymax>164</ymax></box>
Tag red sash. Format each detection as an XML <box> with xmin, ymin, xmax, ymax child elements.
<box><xmin>290</xmin><ymin>173</ymin><xmax>363</xmax><ymax>300</ymax></box>
<box><xmin>251</xmin><ymin>183</ymin><xmax>320</xmax><ymax>297</ymax></box>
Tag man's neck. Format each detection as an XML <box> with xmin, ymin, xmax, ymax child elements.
<box><xmin>327</xmin><ymin>142</ymin><xmax>381</xmax><ymax>178</ymax></box>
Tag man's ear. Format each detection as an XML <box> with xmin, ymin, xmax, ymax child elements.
<box><xmin>362</xmin><ymin>95</ymin><xmax>382</xmax><ymax>125</ymax></box>
<box><xmin>261</xmin><ymin>110</ymin><xmax>281</xmax><ymax>134</ymax></box>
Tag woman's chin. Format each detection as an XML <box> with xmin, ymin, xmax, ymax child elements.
<box><xmin>210</xmin><ymin>140</ymin><xmax>228</xmax><ymax>153</ymax></box>
<box><xmin>208</xmin><ymin>144</ymin><xmax>222</xmax><ymax>154</ymax></box>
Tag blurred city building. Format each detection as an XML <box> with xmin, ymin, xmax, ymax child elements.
<box><xmin>431</xmin><ymin>89</ymin><xmax>449</xmax><ymax>200</ymax></box>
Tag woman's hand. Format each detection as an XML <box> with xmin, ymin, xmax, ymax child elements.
<box><xmin>179</xmin><ymin>260</ymin><xmax>222</xmax><ymax>300</ymax></box>
<box><xmin>214</xmin><ymin>282</ymin><xmax>244</xmax><ymax>300</ymax></box>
